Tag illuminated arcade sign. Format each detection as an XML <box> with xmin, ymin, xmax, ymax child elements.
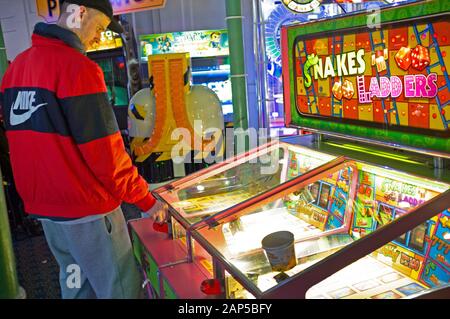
<box><xmin>109</xmin><ymin>0</ymin><xmax>166</xmax><ymax>14</ymax></box>
<box><xmin>302</xmin><ymin>47</ymin><xmax>438</xmax><ymax>102</ymax></box>
<box><xmin>293</xmin><ymin>20</ymin><xmax>448</xmax><ymax>136</ymax></box>
<box><xmin>86</xmin><ymin>31</ymin><xmax>123</xmax><ymax>53</ymax></box>
<box><xmin>282</xmin><ymin>1</ymin><xmax>450</xmax><ymax>153</ymax></box>
<box><xmin>282</xmin><ymin>0</ymin><xmax>323</xmax><ymax>13</ymax></box>
<box><xmin>36</xmin><ymin>0</ymin><xmax>166</xmax><ymax>23</ymax></box>
<box><xmin>36</xmin><ymin>0</ymin><xmax>60</xmax><ymax>22</ymax></box>
<box><xmin>139</xmin><ymin>30</ymin><xmax>229</xmax><ymax>61</ymax></box>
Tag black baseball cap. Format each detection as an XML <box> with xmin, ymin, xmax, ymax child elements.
<box><xmin>60</xmin><ymin>0</ymin><xmax>124</xmax><ymax>34</ymax></box>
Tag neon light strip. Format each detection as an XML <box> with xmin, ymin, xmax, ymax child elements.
<box><xmin>358</xmin><ymin>164</ymin><xmax>449</xmax><ymax>193</ymax></box>
<box><xmin>324</xmin><ymin>142</ymin><xmax>422</xmax><ymax>164</ymax></box>
<box><xmin>341</xmin><ymin>143</ymin><xmax>412</xmax><ymax>160</ymax></box>
<box><xmin>285</xmin><ymin>143</ymin><xmax>337</xmax><ymax>162</ymax></box>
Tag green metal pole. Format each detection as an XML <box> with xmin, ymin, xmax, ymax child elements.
<box><xmin>226</xmin><ymin>0</ymin><xmax>249</xmax><ymax>152</ymax></box>
<box><xmin>0</xmin><ymin>22</ymin><xmax>20</xmax><ymax>299</ymax></box>
<box><xmin>0</xmin><ymin>170</ymin><xmax>19</xmax><ymax>299</ymax></box>
<box><xmin>0</xmin><ymin>22</ymin><xmax>7</xmax><ymax>78</ymax></box>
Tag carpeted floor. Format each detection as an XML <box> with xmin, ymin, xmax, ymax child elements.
<box><xmin>11</xmin><ymin>203</ymin><xmax>142</xmax><ymax>299</ymax></box>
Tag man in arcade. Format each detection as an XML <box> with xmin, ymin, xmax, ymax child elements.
<box><xmin>0</xmin><ymin>0</ymin><xmax>166</xmax><ymax>298</ymax></box>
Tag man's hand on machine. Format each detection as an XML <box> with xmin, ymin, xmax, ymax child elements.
<box><xmin>142</xmin><ymin>200</ymin><xmax>168</xmax><ymax>223</ymax></box>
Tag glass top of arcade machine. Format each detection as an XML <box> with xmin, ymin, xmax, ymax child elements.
<box><xmin>189</xmin><ymin>158</ymin><xmax>449</xmax><ymax>298</ymax></box>
<box><xmin>154</xmin><ymin>141</ymin><xmax>338</xmax><ymax>226</ymax></box>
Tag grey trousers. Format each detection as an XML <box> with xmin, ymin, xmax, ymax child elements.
<box><xmin>40</xmin><ymin>207</ymin><xmax>142</xmax><ymax>299</ymax></box>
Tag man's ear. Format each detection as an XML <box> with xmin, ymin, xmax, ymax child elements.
<box><xmin>79</xmin><ymin>5</ymin><xmax>87</xmax><ymax>20</ymax></box>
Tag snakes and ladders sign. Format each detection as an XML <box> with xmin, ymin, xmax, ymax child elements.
<box><xmin>282</xmin><ymin>1</ymin><xmax>450</xmax><ymax>153</ymax></box>
<box><xmin>293</xmin><ymin>19</ymin><xmax>449</xmax><ymax>136</ymax></box>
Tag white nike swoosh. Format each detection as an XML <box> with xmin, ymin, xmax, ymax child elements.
<box><xmin>10</xmin><ymin>103</ymin><xmax>48</xmax><ymax>126</ymax></box>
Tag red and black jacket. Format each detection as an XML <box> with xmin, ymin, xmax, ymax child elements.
<box><xmin>0</xmin><ymin>23</ymin><xmax>155</xmax><ymax>219</ymax></box>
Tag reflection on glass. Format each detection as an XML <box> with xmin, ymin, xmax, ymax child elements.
<box><xmin>196</xmin><ymin>165</ymin><xmax>354</xmax><ymax>295</ymax></box>
<box><xmin>175</xmin><ymin>149</ymin><xmax>286</xmax><ymax>220</ymax></box>
<box><xmin>409</xmin><ymin>223</ymin><xmax>428</xmax><ymax>253</ymax></box>
<box><xmin>309</xmin><ymin>183</ymin><xmax>320</xmax><ymax>204</ymax></box>
<box><xmin>159</xmin><ymin>144</ymin><xmax>336</xmax><ymax>224</ymax></box>
<box><xmin>393</xmin><ymin>210</ymin><xmax>407</xmax><ymax>245</ymax></box>
<box><xmin>318</xmin><ymin>184</ymin><xmax>331</xmax><ymax>209</ymax></box>
<box><xmin>299</xmin><ymin>188</ymin><xmax>316</xmax><ymax>204</ymax></box>
<box><xmin>305</xmin><ymin>163</ymin><xmax>449</xmax><ymax>299</ymax></box>
<box><xmin>306</xmin><ymin>211</ymin><xmax>446</xmax><ymax>299</ymax></box>
<box><xmin>396</xmin><ymin>232</ymin><xmax>408</xmax><ymax>245</ymax></box>
<box><xmin>376</xmin><ymin>204</ymin><xmax>394</xmax><ymax>227</ymax></box>
<box><xmin>191</xmin><ymin>160</ymin><xmax>449</xmax><ymax>298</ymax></box>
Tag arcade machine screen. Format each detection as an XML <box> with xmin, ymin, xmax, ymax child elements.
<box><xmin>87</xmin><ymin>31</ymin><xmax>129</xmax><ymax>130</ymax></box>
<box><xmin>94</xmin><ymin>56</ymin><xmax>129</xmax><ymax>107</ymax></box>
<box><xmin>139</xmin><ymin>30</ymin><xmax>233</xmax><ymax>123</ymax></box>
<box><xmin>191</xmin><ymin>56</ymin><xmax>233</xmax><ymax>123</ymax></box>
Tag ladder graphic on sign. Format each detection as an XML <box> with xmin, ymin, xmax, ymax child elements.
<box><xmin>357</xmin><ymin>76</ymin><xmax>371</xmax><ymax>103</ymax></box>
<box><xmin>413</xmin><ymin>23</ymin><xmax>450</xmax><ymax>129</ymax></box>
<box><xmin>331</xmin><ymin>35</ymin><xmax>344</xmax><ymax>118</ymax></box>
<box><xmin>369</xmin><ymin>30</ymin><xmax>400</xmax><ymax>125</ymax></box>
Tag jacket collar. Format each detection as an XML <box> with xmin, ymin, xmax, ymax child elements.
<box><xmin>33</xmin><ymin>22</ymin><xmax>85</xmax><ymax>54</ymax></box>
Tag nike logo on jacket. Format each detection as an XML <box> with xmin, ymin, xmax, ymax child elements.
<box><xmin>10</xmin><ymin>91</ymin><xmax>48</xmax><ymax>126</ymax></box>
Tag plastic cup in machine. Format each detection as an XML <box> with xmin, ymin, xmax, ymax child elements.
<box><xmin>261</xmin><ymin>231</ymin><xmax>297</xmax><ymax>272</ymax></box>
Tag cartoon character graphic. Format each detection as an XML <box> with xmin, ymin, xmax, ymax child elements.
<box><xmin>143</xmin><ymin>42</ymin><xmax>153</xmax><ymax>57</ymax></box>
<box><xmin>209</xmin><ymin>32</ymin><xmax>222</xmax><ymax>49</ymax></box>
<box><xmin>157</xmin><ymin>35</ymin><xmax>172</xmax><ymax>53</ymax></box>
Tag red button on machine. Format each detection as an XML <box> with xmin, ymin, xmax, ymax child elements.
<box><xmin>200</xmin><ymin>279</ymin><xmax>223</xmax><ymax>295</ymax></box>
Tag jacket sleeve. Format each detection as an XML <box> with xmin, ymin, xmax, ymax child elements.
<box><xmin>0</xmin><ymin>66</ymin><xmax>9</xmax><ymax>124</ymax></box>
<box><xmin>58</xmin><ymin>61</ymin><xmax>155</xmax><ymax>211</ymax></box>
